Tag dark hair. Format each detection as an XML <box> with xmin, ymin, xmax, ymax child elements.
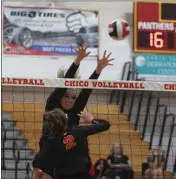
<box><xmin>94</xmin><ymin>158</ymin><xmax>109</xmax><ymax>177</ymax></box>
<box><xmin>43</xmin><ymin>108</ymin><xmax>68</xmax><ymax>136</ymax></box>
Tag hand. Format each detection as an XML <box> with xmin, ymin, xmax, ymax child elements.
<box><xmin>32</xmin><ymin>168</ymin><xmax>43</xmax><ymax>179</ymax></box>
<box><xmin>74</xmin><ymin>46</ymin><xmax>90</xmax><ymax>64</ymax></box>
<box><xmin>78</xmin><ymin>108</ymin><xmax>94</xmax><ymax>123</ymax></box>
<box><xmin>41</xmin><ymin>172</ymin><xmax>53</xmax><ymax>179</ymax></box>
<box><xmin>66</xmin><ymin>11</ymin><xmax>88</xmax><ymax>33</ymax></box>
<box><xmin>96</xmin><ymin>50</ymin><xmax>114</xmax><ymax>73</ymax></box>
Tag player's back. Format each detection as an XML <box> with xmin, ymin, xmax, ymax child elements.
<box><xmin>33</xmin><ymin>119</ymin><xmax>110</xmax><ymax>178</ymax></box>
<box><xmin>51</xmin><ymin>126</ymin><xmax>92</xmax><ymax>175</ymax></box>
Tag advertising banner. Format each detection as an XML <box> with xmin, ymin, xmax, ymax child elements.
<box><xmin>134</xmin><ymin>54</ymin><xmax>176</xmax><ymax>81</ymax></box>
<box><xmin>3</xmin><ymin>6</ymin><xmax>99</xmax><ymax>56</ymax></box>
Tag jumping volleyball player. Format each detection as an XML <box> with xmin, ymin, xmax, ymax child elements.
<box><xmin>34</xmin><ymin>46</ymin><xmax>113</xmax><ymax>178</ymax></box>
<box><xmin>45</xmin><ymin>46</ymin><xmax>113</xmax><ymax>126</ymax></box>
<box><xmin>33</xmin><ymin>108</ymin><xmax>110</xmax><ymax>179</ymax></box>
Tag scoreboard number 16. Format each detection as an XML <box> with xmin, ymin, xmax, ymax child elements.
<box><xmin>150</xmin><ymin>32</ymin><xmax>164</xmax><ymax>48</ymax></box>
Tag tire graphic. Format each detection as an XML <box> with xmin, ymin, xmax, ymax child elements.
<box><xmin>13</xmin><ymin>27</ymin><xmax>33</xmax><ymax>48</ymax></box>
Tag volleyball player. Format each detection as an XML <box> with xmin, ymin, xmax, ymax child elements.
<box><xmin>33</xmin><ymin>108</ymin><xmax>110</xmax><ymax>179</ymax></box>
<box><xmin>45</xmin><ymin>46</ymin><xmax>113</xmax><ymax>127</ymax></box>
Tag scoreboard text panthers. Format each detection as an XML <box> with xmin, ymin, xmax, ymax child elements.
<box><xmin>134</xmin><ymin>2</ymin><xmax>176</xmax><ymax>54</ymax></box>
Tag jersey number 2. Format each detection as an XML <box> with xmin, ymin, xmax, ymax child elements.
<box><xmin>63</xmin><ymin>135</ymin><xmax>76</xmax><ymax>150</ymax></box>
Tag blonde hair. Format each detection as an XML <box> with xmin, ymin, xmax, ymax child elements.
<box><xmin>152</xmin><ymin>146</ymin><xmax>162</xmax><ymax>155</ymax></box>
<box><xmin>151</xmin><ymin>146</ymin><xmax>165</xmax><ymax>168</ymax></box>
<box><xmin>110</xmin><ymin>142</ymin><xmax>123</xmax><ymax>155</ymax></box>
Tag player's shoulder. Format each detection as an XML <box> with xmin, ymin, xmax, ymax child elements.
<box><xmin>43</xmin><ymin>136</ymin><xmax>58</xmax><ymax>145</ymax></box>
<box><xmin>66</xmin><ymin>126</ymin><xmax>80</xmax><ymax>132</ymax></box>
<box><xmin>43</xmin><ymin>134</ymin><xmax>63</xmax><ymax>143</ymax></box>
<box><xmin>64</xmin><ymin>126</ymin><xmax>86</xmax><ymax>139</ymax></box>
<box><xmin>46</xmin><ymin>135</ymin><xmax>65</xmax><ymax>149</ymax></box>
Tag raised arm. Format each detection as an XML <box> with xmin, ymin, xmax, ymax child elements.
<box><xmin>70</xmin><ymin>70</ymin><xmax>100</xmax><ymax>117</ymax></box>
<box><xmin>77</xmin><ymin>109</ymin><xmax>110</xmax><ymax>136</ymax></box>
<box><xmin>77</xmin><ymin>119</ymin><xmax>110</xmax><ymax>136</ymax></box>
<box><xmin>45</xmin><ymin>46</ymin><xmax>90</xmax><ymax>111</ymax></box>
<box><xmin>72</xmin><ymin>50</ymin><xmax>114</xmax><ymax>115</ymax></box>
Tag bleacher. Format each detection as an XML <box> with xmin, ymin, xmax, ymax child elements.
<box><xmin>2</xmin><ymin>112</ymin><xmax>33</xmax><ymax>179</ymax></box>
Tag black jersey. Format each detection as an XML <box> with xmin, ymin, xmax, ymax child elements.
<box><xmin>33</xmin><ymin>119</ymin><xmax>110</xmax><ymax>177</ymax></box>
<box><xmin>45</xmin><ymin>62</ymin><xmax>100</xmax><ymax>126</ymax></box>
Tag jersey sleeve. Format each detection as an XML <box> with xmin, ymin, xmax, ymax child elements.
<box><xmin>33</xmin><ymin>140</ymin><xmax>50</xmax><ymax>167</ymax></box>
<box><xmin>76</xmin><ymin>119</ymin><xmax>110</xmax><ymax>136</ymax></box>
<box><xmin>45</xmin><ymin>62</ymin><xmax>79</xmax><ymax>111</ymax></box>
<box><xmin>71</xmin><ymin>70</ymin><xmax>100</xmax><ymax>123</ymax></box>
<box><xmin>33</xmin><ymin>139</ymin><xmax>55</xmax><ymax>177</ymax></box>
<box><xmin>39</xmin><ymin>136</ymin><xmax>43</xmax><ymax>150</ymax></box>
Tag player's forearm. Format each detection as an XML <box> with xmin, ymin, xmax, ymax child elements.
<box><xmin>73</xmin><ymin>89</ymin><xmax>92</xmax><ymax>115</ymax></box>
<box><xmin>65</xmin><ymin>62</ymin><xmax>79</xmax><ymax>78</ymax></box>
<box><xmin>74</xmin><ymin>57</ymin><xmax>81</xmax><ymax>65</ymax></box>
<box><xmin>89</xmin><ymin>119</ymin><xmax>110</xmax><ymax>135</ymax></box>
<box><xmin>32</xmin><ymin>168</ymin><xmax>42</xmax><ymax>179</ymax></box>
<box><xmin>72</xmin><ymin>70</ymin><xmax>100</xmax><ymax>116</ymax></box>
<box><xmin>95</xmin><ymin>66</ymin><xmax>103</xmax><ymax>74</ymax></box>
<box><xmin>78</xmin><ymin>119</ymin><xmax>110</xmax><ymax>136</ymax></box>
<box><xmin>89</xmin><ymin>70</ymin><xmax>100</xmax><ymax>79</ymax></box>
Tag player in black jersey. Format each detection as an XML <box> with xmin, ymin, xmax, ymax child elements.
<box><xmin>33</xmin><ymin>108</ymin><xmax>110</xmax><ymax>179</ymax></box>
<box><xmin>45</xmin><ymin>46</ymin><xmax>113</xmax><ymax>127</ymax></box>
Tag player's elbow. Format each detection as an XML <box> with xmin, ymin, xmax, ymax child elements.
<box><xmin>32</xmin><ymin>158</ymin><xmax>40</xmax><ymax>169</ymax></box>
<box><xmin>105</xmin><ymin>120</ymin><xmax>111</xmax><ymax>130</ymax></box>
<box><xmin>101</xmin><ymin>119</ymin><xmax>111</xmax><ymax>131</ymax></box>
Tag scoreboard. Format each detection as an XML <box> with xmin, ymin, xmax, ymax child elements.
<box><xmin>134</xmin><ymin>2</ymin><xmax>176</xmax><ymax>54</ymax></box>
